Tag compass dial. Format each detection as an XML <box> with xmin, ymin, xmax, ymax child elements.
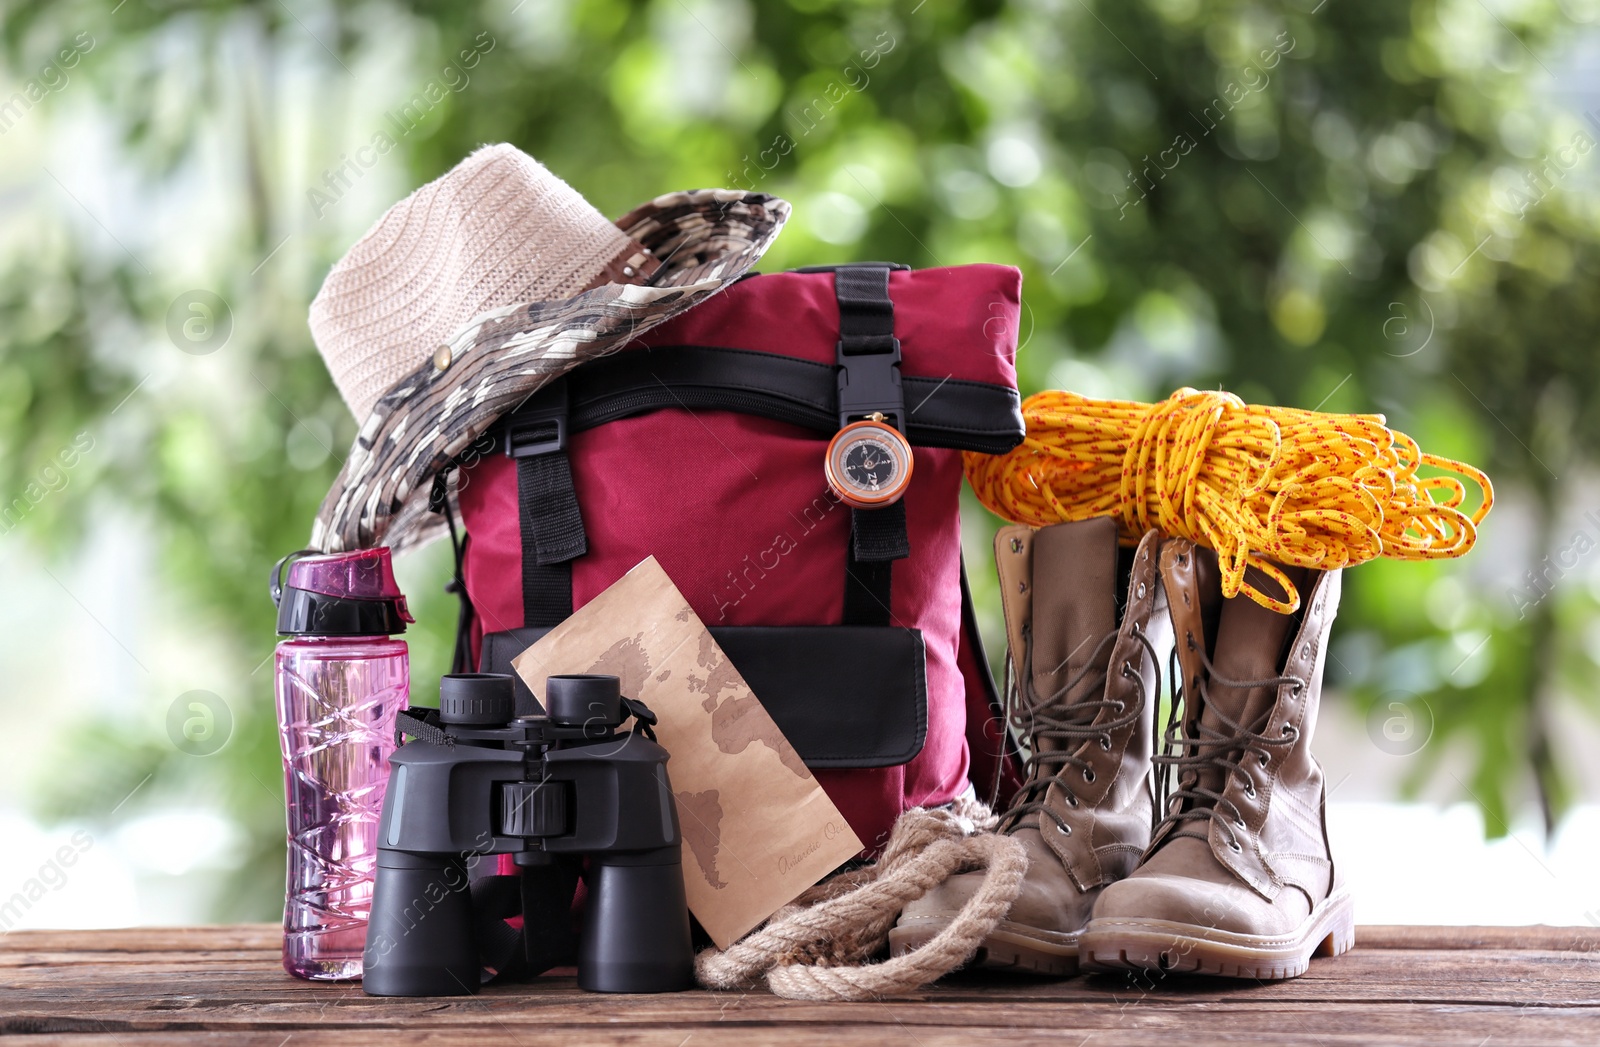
<box><xmin>844</xmin><ymin>439</ymin><xmax>897</xmax><ymax>491</ymax></box>
<box><xmin>825</xmin><ymin>420</ymin><xmax>914</xmax><ymax>508</ymax></box>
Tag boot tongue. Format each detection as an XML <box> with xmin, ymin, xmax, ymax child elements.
<box><xmin>1027</xmin><ymin>518</ymin><xmax>1119</xmax><ymax>752</ymax></box>
<box><xmin>1195</xmin><ymin>564</ymin><xmax>1311</xmax><ymax>791</ymax></box>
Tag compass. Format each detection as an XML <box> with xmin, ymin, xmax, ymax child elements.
<box><xmin>825</xmin><ymin>413</ymin><xmax>914</xmax><ymax>509</ymax></box>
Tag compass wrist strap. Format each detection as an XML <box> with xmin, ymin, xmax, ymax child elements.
<box><xmin>844</xmin><ymin>500</ymin><xmax>909</xmax><ymax>625</ymax></box>
<box><xmin>852</xmin><ymin>499</ymin><xmax>910</xmax><ymax>561</ymax></box>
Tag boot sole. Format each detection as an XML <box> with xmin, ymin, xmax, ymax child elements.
<box><xmin>1079</xmin><ymin>888</ymin><xmax>1355</xmax><ymax>981</ymax></box>
<box><xmin>888</xmin><ymin>918</ymin><xmax>1081</xmax><ymax>977</ymax></box>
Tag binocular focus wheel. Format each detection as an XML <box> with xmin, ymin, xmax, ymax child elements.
<box><xmin>500</xmin><ymin>780</ymin><xmax>571</xmax><ymax>837</ymax></box>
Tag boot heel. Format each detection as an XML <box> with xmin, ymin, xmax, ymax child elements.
<box><xmin>1314</xmin><ymin>893</ymin><xmax>1356</xmax><ymax>958</ymax></box>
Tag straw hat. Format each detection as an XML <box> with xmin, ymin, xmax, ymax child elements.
<box><xmin>307</xmin><ymin>143</ymin><xmax>789</xmax><ymax>554</ymax></box>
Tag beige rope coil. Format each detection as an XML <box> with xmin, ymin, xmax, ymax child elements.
<box><xmin>694</xmin><ymin>800</ymin><xmax>1027</xmax><ymax>1001</ymax></box>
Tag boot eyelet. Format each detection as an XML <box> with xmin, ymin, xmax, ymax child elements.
<box><xmin>1235</xmin><ymin>817</ymin><xmax>1246</xmax><ymax>829</ymax></box>
<box><xmin>1067</xmin><ymin>794</ymin><xmax>1080</xmax><ymax>807</ymax></box>
<box><xmin>1229</xmin><ymin>841</ymin><xmax>1242</xmax><ymax>853</ymax></box>
<box><xmin>1137</xmin><ymin>582</ymin><xmax>1147</xmax><ymax>598</ymax></box>
<box><xmin>1282</xmin><ymin>724</ymin><xmax>1298</xmax><ymax>739</ymax></box>
<box><xmin>1083</xmin><ymin>769</ymin><xmax>1097</xmax><ymax>783</ymax></box>
<box><xmin>1058</xmin><ymin>822</ymin><xmax>1072</xmax><ymax>836</ymax></box>
<box><xmin>1099</xmin><ymin>735</ymin><xmax>1112</xmax><ymax>751</ymax></box>
<box><xmin>1258</xmin><ymin>753</ymin><xmax>1270</xmax><ymax>767</ymax></box>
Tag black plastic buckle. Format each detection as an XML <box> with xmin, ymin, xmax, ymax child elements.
<box><xmin>503</xmin><ymin>382</ymin><xmax>569</xmax><ymax>458</ymax></box>
<box><xmin>836</xmin><ymin>336</ymin><xmax>905</xmax><ymax>432</ymax></box>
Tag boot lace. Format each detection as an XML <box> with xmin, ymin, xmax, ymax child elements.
<box><xmin>997</xmin><ymin>626</ymin><xmax>1159</xmax><ymax>838</ymax></box>
<box><xmin>1151</xmin><ymin>631</ymin><xmax>1306</xmax><ymax>853</ymax></box>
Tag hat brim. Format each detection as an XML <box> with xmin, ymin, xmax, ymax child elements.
<box><xmin>310</xmin><ymin>189</ymin><xmax>789</xmax><ymax>555</ymax></box>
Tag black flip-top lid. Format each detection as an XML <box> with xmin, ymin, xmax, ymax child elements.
<box><xmin>271</xmin><ymin>549</ymin><xmax>413</xmax><ymax>637</ymax></box>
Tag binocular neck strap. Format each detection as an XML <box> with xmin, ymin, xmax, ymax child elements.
<box><xmin>395</xmin><ymin>709</ymin><xmax>452</xmax><ymax>748</ymax></box>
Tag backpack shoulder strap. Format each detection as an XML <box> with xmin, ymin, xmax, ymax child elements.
<box><xmin>506</xmin><ymin>378</ymin><xmax>586</xmax><ymax>628</ymax></box>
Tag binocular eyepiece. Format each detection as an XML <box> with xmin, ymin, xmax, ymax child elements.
<box><xmin>438</xmin><ymin>673</ymin><xmax>632</xmax><ymax>729</ymax></box>
<box><xmin>361</xmin><ymin>673</ymin><xmax>693</xmax><ymax>996</ymax></box>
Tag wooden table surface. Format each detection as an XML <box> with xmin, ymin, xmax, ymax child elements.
<box><xmin>2</xmin><ymin>924</ymin><xmax>1597</xmax><ymax>1046</ymax></box>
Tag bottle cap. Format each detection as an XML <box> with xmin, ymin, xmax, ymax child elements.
<box><xmin>271</xmin><ymin>548</ymin><xmax>414</xmax><ymax>637</ymax></box>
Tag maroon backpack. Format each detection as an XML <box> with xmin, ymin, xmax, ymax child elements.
<box><xmin>453</xmin><ymin>262</ymin><xmax>1025</xmax><ymax>852</ymax></box>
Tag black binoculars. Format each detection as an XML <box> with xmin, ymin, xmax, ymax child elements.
<box><xmin>361</xmin><ymin>673</ymin><xmax>694</xmax><ymax>995</ymax></box>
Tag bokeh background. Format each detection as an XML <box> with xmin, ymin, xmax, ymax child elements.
<box><xmin>2</xmin><ymin>0</ymin><xmax>1598</xmax><ymax>930</ymax></box>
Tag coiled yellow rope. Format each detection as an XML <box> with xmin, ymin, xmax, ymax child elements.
<box><xmin>964</xmin><ymin>388</ymin><xmax>1493</xmax><ymax>613</ymax></box>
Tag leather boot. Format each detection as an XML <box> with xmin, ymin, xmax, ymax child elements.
<box><xmin>888</xmin><ymin>518</ymin><xmax>1170</xmax><ymax>975</ymax></box>
<box><xmin>1080</xmin><ymin>540</ymin><xmax>1355</xmax><ymax>980</ymax></box>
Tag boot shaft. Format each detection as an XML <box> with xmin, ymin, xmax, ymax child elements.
<box><xmin>996</xmin><ymin>518</ymin><xmax>1120</xmax><ymax>738</ymax></box>
<box><xmin>1152</xmin><ymin>547</ymin><xmax>1344</xmax><ymax>901</ymax></box>
<box><xmin>1218</xmin><ymin>568</ymin><xmax>1341</xmax><ymax>898</ymax></box>
<box><xmin>994</xmin><ymin>520</ymin><xmax>1169</xmax><ymax>890</ymax></box>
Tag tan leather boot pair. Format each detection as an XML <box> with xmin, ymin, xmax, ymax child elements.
<box><xmin>892</xmin><ymin>522</ymin><xmax>1354</xmax><ymax>980</ymax></box>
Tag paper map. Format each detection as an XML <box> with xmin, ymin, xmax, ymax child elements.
<box><xmin>512</xmin><ymin>556</ymin><xmax>863</xmax><ymax>948</ymax></box>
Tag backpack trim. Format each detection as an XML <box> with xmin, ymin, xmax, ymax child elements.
<box><xmin>513</xmin><ymin>344</ymin><xmax>1023</xmax><ymax>453</ymax></box>
<box><xmin>479</xmin><ymin>623</ymin><xmax>928</xmax><ymax>768</ymax></box>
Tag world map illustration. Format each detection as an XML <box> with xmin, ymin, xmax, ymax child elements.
<box><xmin>581</xmin><ymin>615</ymin><xmax>812</xmax><ymax>891</ymax></box>
<box><xmin>674</xmin><ymin>789</ymin><xmax>728</xmax><ymax>890</ymax></box>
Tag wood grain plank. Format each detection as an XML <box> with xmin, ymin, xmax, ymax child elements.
<box><xmin>6</xmin><ymin>1010</ymin><xmax>1598</xmax><ymax>1047</ymax></box>
<box><xmin>6</xmin><ymin>923</ymin><xmax>1595</xmax><ymax>955</ymax></box>
<box><xmin>0</xmin><ymin>925</ymin><xmax>278</xmax><ymax>954</ymax></box>
<box><xmin>7</xmin><ymin>951</ymin><xmax>1596</xmax><ymax>1007</ymax></box>
<box><xmin>2</xmin><ymin>924</ymin><xmax>1597</xmax><ymax>1047</ymax></box>
<box><xmin>1359</xmin><ymin>925</ymin><xmax>1600</xmax><ymax>952</ymax></box>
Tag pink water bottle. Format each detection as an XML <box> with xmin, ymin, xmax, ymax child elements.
<box><xmin>270</xmin><ymin>548</ymin><xmax>413</xmax><ymax>980</ymax></box>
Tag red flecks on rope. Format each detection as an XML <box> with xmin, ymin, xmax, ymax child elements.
<box><xmin>964</xmin><ymin>388</ymin><xmax>1494</xmax><ymax>613</ymax></box>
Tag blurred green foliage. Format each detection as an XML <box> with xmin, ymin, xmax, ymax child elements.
<box><xmin>2</xmin><ymin>0</ymin><xmax>1597</xmax><ymax>918</ymax></box>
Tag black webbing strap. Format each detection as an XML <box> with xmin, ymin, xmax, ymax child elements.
<box><xmin>852</xmin><ymin>498</ymin><xmax>910</xmax><ymax>561</ymax></box>
<box><xmin>471</xmin><ymin>875</ymin><xmax>527</xmax><ymax>980</ymax></box>
<box><xmin>516</xmin><ymin>858</ymin><xmax>583</xmax><ymax>976</ymax></box>
<box><xmin>510</xmin><ymin>379</ymin><xmax>586</xmax><ymax>628</ymax></box>
<box><xmin>517</xmin><ymin>456</ymin><xmax>580</xmax><ymax>625</ymax></box>
<box><xmin>835</xmin><ymin>266</ymin><xmax>898</xmax><ymax>357</ymax></box>
<box><xmin>843</xmin><ymin>503</ymin><xmax>909</xmax><ymax>625</ymax></box>
<box><xmin>834</xmin><ymin>264</ymin><xmax>910</xmax><ymax>627</ymax></box>
<box><xmin>395</xmin><ymin>708</ymin><xmax>452</xmax><ymax>748</ymax></box>
<box><xmin>842</xmin><ymin>558</ymin><xmax>894</xmax><ymax>625</ymax></box>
